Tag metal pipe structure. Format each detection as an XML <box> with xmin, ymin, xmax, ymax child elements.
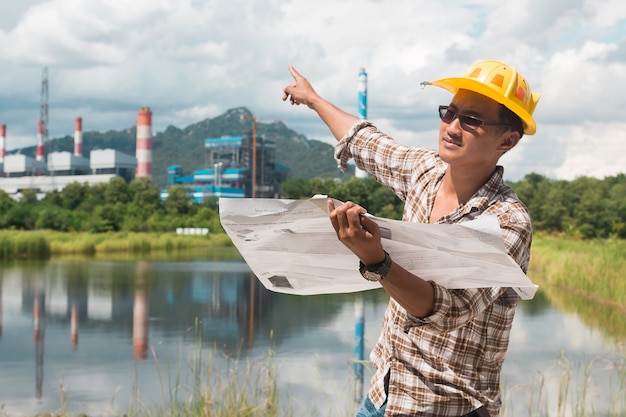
<box><xmin>355</xmin><ymin>68</ymin><xmax>369</xmax><ymax>179</ymax></box>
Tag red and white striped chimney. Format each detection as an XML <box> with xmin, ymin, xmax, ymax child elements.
<box><xmin>135</xmin><ymin>107</ymin><xmax>152</xmax><ymax>180</ymax></box>
<box><xmin>36</xmin><ymin>120</ymin><xmax>45</xmax><ymax>162</ymax></box>
<box><xmin>74</xmin><ymin>117</ymin><xmax>82</xmax><ymax>157</ymax></box>
<box><xmin>0</xmin><ymin>124</ymin><xmax>6</xmax><ymax>163</ymax></box>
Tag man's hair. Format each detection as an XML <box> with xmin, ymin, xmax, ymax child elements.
<box><xmin>499</xmin><ymin>105</ymin><xmax>524</xmax><ymax>138</ymax></box>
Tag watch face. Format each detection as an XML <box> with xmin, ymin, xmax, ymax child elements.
<box><xmin>362</xmin><ymin>270</ymin><xmax>382</xmax><ymax>282</ymax></box>
<box><xmin>359</xmin><ymin>251</ymin><xmax>391</xmax><ymax>282</ymax></box>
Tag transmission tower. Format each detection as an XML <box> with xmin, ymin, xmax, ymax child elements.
<box><xmin>40</xmin><ymin>67</ymin><xmax>49</xmax><ymax>158</ymax></box>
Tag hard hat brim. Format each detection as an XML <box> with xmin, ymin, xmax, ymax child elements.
<box><xmin>427</xmin><ymin>77</ymin><xmax>537</xmax><ymax>135</ymax></box>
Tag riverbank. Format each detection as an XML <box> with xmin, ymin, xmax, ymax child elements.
<box><xmin>3</xmin><ymin>230</ymin><xmax>625</xmax><ymax>302</ymax></box>
<box><xmin>0</xmin><ymin>230</ymin><xmax>233</xmax><ymax>259</ymax></box>
<box><xmin>3</xmin><ymin>230</ymin><xmax>625</xmax><ymax>310</ymax></box>
<box><xmin>529</xmin><ymin>233</ymin><xmax>626</xmax><ymax>311</ymax></box>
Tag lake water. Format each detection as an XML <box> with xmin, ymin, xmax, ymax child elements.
<box><xmin>0</xmin><ymin>249</ymin><xmax>623</xmax><ymax>417</ymax></box>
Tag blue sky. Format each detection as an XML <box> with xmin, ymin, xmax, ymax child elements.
<box><xmin>1</xmin><ymin>0</ymin><xmax>625</xmax><ymax>181</ymax></box>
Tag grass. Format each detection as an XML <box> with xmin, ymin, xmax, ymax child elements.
<box><xmin>500</xmin><ymin>353</ymin><xmax>626</xmax><ymax>417</ymax></box>
<box><xmin>13</xmin><ymin>351</ymin><xmax>625</xmax><ymax>417</ymax></box>
<box><xmin>0</xmin><ymin>230</ymin><xmax>233</xmax><ymax>259</ymax></box>
<box><xmin>127</xmin><ymin>321</ymin><xmax>287</xmax><ymax>417</ymax></box>
<box><xmin>529</xmin><ymin>233</ymin><xmax>626</xmax><ymax>309</ymax></box>
<box><xmin>529</xmin><ymin>234</ymin><xmax>626</xmax><ymax>342</ymax></box>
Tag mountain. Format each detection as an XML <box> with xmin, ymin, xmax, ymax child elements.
<box><xmin>18</xmin><ymin>107</ymin><xmax>354</xmax><ymax>187</ymax></box>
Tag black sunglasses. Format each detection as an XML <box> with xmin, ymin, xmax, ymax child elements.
<box><xmin>438</xmin><ymin>105</ymin><xmax>510</xmax><ymax>132</ymax></box>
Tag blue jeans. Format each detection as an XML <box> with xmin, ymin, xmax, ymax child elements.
<box><xmin>356</xmin><ymin>395</ymin><xmax>387</xmax><ymax>417</ymax></box>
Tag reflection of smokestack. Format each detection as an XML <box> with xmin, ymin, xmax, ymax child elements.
<box><xmin>33</xmin><ymin>290</ymin><xmax>45</xmax><ymax>399</ymax></box>
<box><xmin>70</xmin><ymin>303</ymin><xmax>78</xmax><ymax>351</ymax></box>
<box><xmin>36</xmin><ymin>120</ymin><xmax>45</xmax><ymax>162</ymax></box>
<box><xmin>133</xmin><ymin>262</ymin><xmax>149</xmax><ymax>360</ymax></box>
<box><xmin>0</xmin><ymin>284</ymin><xmax>3</xmax><ymax>339</ymax></box>
<box><xmin>0</xmin><ymin>124</ymin><xmax>6</xmax><ymax>164</ymax></box>
<box><xmin>33</xmin><ymin>294</ymin><xmax>42</xmax><ymax>342</ymax></box>
<box><xmin>74</xmin><ymin>117</ymin><xmax>82</xmax><ymax>157</ymax></box>
<box><xmin>136</xmin><ymin>108</ymin><xmax>152</xmax><ymax>180</ymax></box>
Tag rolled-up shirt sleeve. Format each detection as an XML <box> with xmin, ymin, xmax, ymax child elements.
<box><xmin>404</xmin><ymin>285</ymin><xmax>510</xmax><ymax>333</ymax></box>
<box><xmin>334</xmin><ymin>120</ymin><xmax>373</xmax><ymax>172</ymax></box>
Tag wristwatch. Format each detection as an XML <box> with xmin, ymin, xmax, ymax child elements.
<box><xmin>359</xmin><ymin>251</ymin><xmax>392</xmax><ymax>282</ymax></box>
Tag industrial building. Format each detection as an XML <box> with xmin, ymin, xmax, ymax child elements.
<box><xmin>1</xmin><ymin>106</ymin><xmax>289</xmax><ymax>203</ymax></box>
<box><xmin>162</xmin><ymin>133</ymin><xmax>290</xmax><ymax>203</ymax></box>
<box><xmin>0</xmin><ymin>109</ymin><xmax>153</xmax><ymax>198</ymax></box>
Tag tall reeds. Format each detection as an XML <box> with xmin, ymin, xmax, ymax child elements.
<box><xmin>0</xmin><ymin>230</ymin><xmax>233</xmax><ymax>258</ymax></box>
<box><xmin>126</xmin><ymin>321</ymin><xmax>285</xmax><ymax>417</ymax></box>
<box><xmin>501</xmin><ymin>353</ymin><xmax>626</xmax><ymax>417</ymax></box>
<box><xmin>529</xmin><ymin>234</ymin><xmax>626</xmax><ymax>341</ymax></box>
<box><xmin>530</xmin><ymin>234</ymin><xmax>626</xmax><ymax>311</ymax></box>
<box><xmin>0</xmin><ymin>230</ymin><xmax>51</xmax><ymax>259</ymax></box>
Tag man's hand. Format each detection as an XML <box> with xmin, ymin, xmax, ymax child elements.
<box><xmin>282</xmin><ymin>65</ymin><xmax>321</xmax><ymax>108</ymax></box>
<box><xmin>327</xmin><ymin>199</ymin><xmax>386</xmax><ymax>265</ymax></box>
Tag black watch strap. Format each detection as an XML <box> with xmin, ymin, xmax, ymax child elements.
<box><xmin>359</xmin><ymin>251</ymin><xmax>392</xmax><ymax>282</ymax></box>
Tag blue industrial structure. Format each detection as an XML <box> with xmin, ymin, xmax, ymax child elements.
<box><xmin>162</xmin><ymin>134</ymin><xmax>290</xmax><ymax>203</ymax></box>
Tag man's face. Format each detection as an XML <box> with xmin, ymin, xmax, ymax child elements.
<box><xmin>438</xmin><ymin>89</ymin><xmax>515</xmax><ymax>170</ymax></box>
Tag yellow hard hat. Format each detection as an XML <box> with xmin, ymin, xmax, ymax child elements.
<box><xmin>423</xmin><ymin>60</ymin><xmax>541</xmax><ymax>135</ymax></box>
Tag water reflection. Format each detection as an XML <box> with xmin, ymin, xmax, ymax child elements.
<box><xmin>0</xmin><ymin>255</ymin><xmax>623</xmax><ymax>416</ymax></box>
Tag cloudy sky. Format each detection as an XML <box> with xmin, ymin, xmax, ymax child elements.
<box><xmin>1</xmin><ymin>0</ymin><xmax>625</xmax><ymax>181</ymax></box>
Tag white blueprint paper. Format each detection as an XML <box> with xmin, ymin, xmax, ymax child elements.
<box><xmin>219</xmin><ymin>196</ymin><xmax>538</xmax><ymax>300</ymax></box>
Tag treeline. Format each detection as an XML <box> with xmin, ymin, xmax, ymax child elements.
<box><xmin>0</xmin><ymin>177</ymin><xmax>223</xmax><ymax>234</ymax></box>
<box><xmin>1</xmin><ymin>172</ymin><xmax>624</xmax><ymax>239</ymax></box>
<box><xmin>281</xmin><ymin>176</ymin><xmax>405</xmax><ymax>220</ymax></box>
<box><xmin>510</xmin><ymin>173</ymin><xmax>626</xmax><ymax>238</ymax></box>
<box><xmin>282</xmin><ymin>172</ymin><xmax>626</xmax><ymax>239</ymax></box>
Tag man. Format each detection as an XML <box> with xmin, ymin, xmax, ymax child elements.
<box><xmin>282</xmin><ymin>60</ymin><xmax>540</xmax><ymax>417</ymax></box>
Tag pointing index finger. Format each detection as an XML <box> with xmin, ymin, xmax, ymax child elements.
<box><xmin>288</xmin><ymin>64</ymin><xmax>302</xmax><ymax>81</ymax></box>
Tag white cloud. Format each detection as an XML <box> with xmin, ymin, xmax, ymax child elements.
<box><xmin>0</xmin><ymin>0</ymin><xmax>624</xmax><ymax>180</ymax></box>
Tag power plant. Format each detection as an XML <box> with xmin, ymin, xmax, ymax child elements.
<box><xmin>0</xmin><ymin>111</ymin><xmax>145</xmax><ymax>198</ymax></box>
<box><xmin>0</xmin><ymin>70</ymin><xmax>288</xmax><ymax>202</ymax></box>
<box><xmin>164</xmin><ymin>131</ymin><xmax>289</xmax><ymax>202</ymax></box>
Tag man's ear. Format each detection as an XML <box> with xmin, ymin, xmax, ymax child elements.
<box><xmin>498</xmin><ymin>130</ymin><xmax>521</xmax><ymax>152</ymax></box>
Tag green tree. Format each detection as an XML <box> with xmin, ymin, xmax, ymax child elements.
<box><xmin>538</xmin><ymin>182</ymin><xmax>569</xmax><ymax>232</ymax></box>
<box><xmin>4</xmin><ymin>190</ymin><xmax>40</xmax><ymax>230</ymax></box>
<box><xmin>80</xmin><ymin>182</ymin><xmax>108</xmax><ymax>213</ymax></box>
<box><xmin>61</xmin><ymin>182</ymin><xmax>88</xmax><ymax>210</ymax></box>
<box><xmin>105</xmin><ymin>176</ymin><xmax>132</xmax><ymax>205</ymax></box>
<box><xmin>130</xmin><ymin>177</ymin><xmax>162</xmax><ymax>212</ymax></box>
<box><xmin>36</xmin><ymin>206</ymin><xmax>77</xmax><ymax>231</ymax></box>
<box><xmin>43</xmin><ymin>190</ymin><xmax>63</xmax><ymax>207</ymax></box>
<box><xmin>164</xmin><ymin>185</ymin><xmax>195</xmax><ymax>216</ymax></box>
<box><xmin>607</xmin><ymin>178</ymin><xmax>626</xmax><ymax>237</ymax></box>
<box><xmin>0</xmin><ymin>190</ymin><xmax>17</xmax><ymax>227</ymax></box>
<box><xmin>281</xmin><ymin>178</ymin><xmax>312</xmax><ymax>199</ymax></box>
<box><xmin>128</xmin><ymin>177</ymin><xmax>163</xmax><ymax>227</ymax></box>
<box><xmin>309</xmin><ymin>177</ymin><xmax>338</xmax><ymax>197</ymax></box>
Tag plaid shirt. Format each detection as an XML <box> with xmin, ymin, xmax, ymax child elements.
<box><xmin>335</xmin><ymin>121</ymin><xmax>532</xmax><ymax>417</ymax></box>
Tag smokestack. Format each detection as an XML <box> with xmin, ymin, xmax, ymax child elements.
<box><xmin>74</xmin><ymin>117</ymin><xmax>82</xmax><ymax>157</ymax></box>
<box><xmin>36</xmin><ymin>120</ymin><xmax>45</xmax><ymax>162</ymax></box>
<box><xmin>355</xmin><ymin>68</ymin><xmax>368</xmax><ymax>179</ymax></box>
<box><xmin>358</xmin><ymin>67</ymin><xmax>367</xmax><ymax>120</ymax></box>
<box><xmin>135</xmin><ymin>108</ymin><xmax>152</xmax><ymax>180</ymax></box>
<box><xmin>0</xmin><ymin>124</ymin><xmax>5</xmax><ymax>164</ymax></box>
